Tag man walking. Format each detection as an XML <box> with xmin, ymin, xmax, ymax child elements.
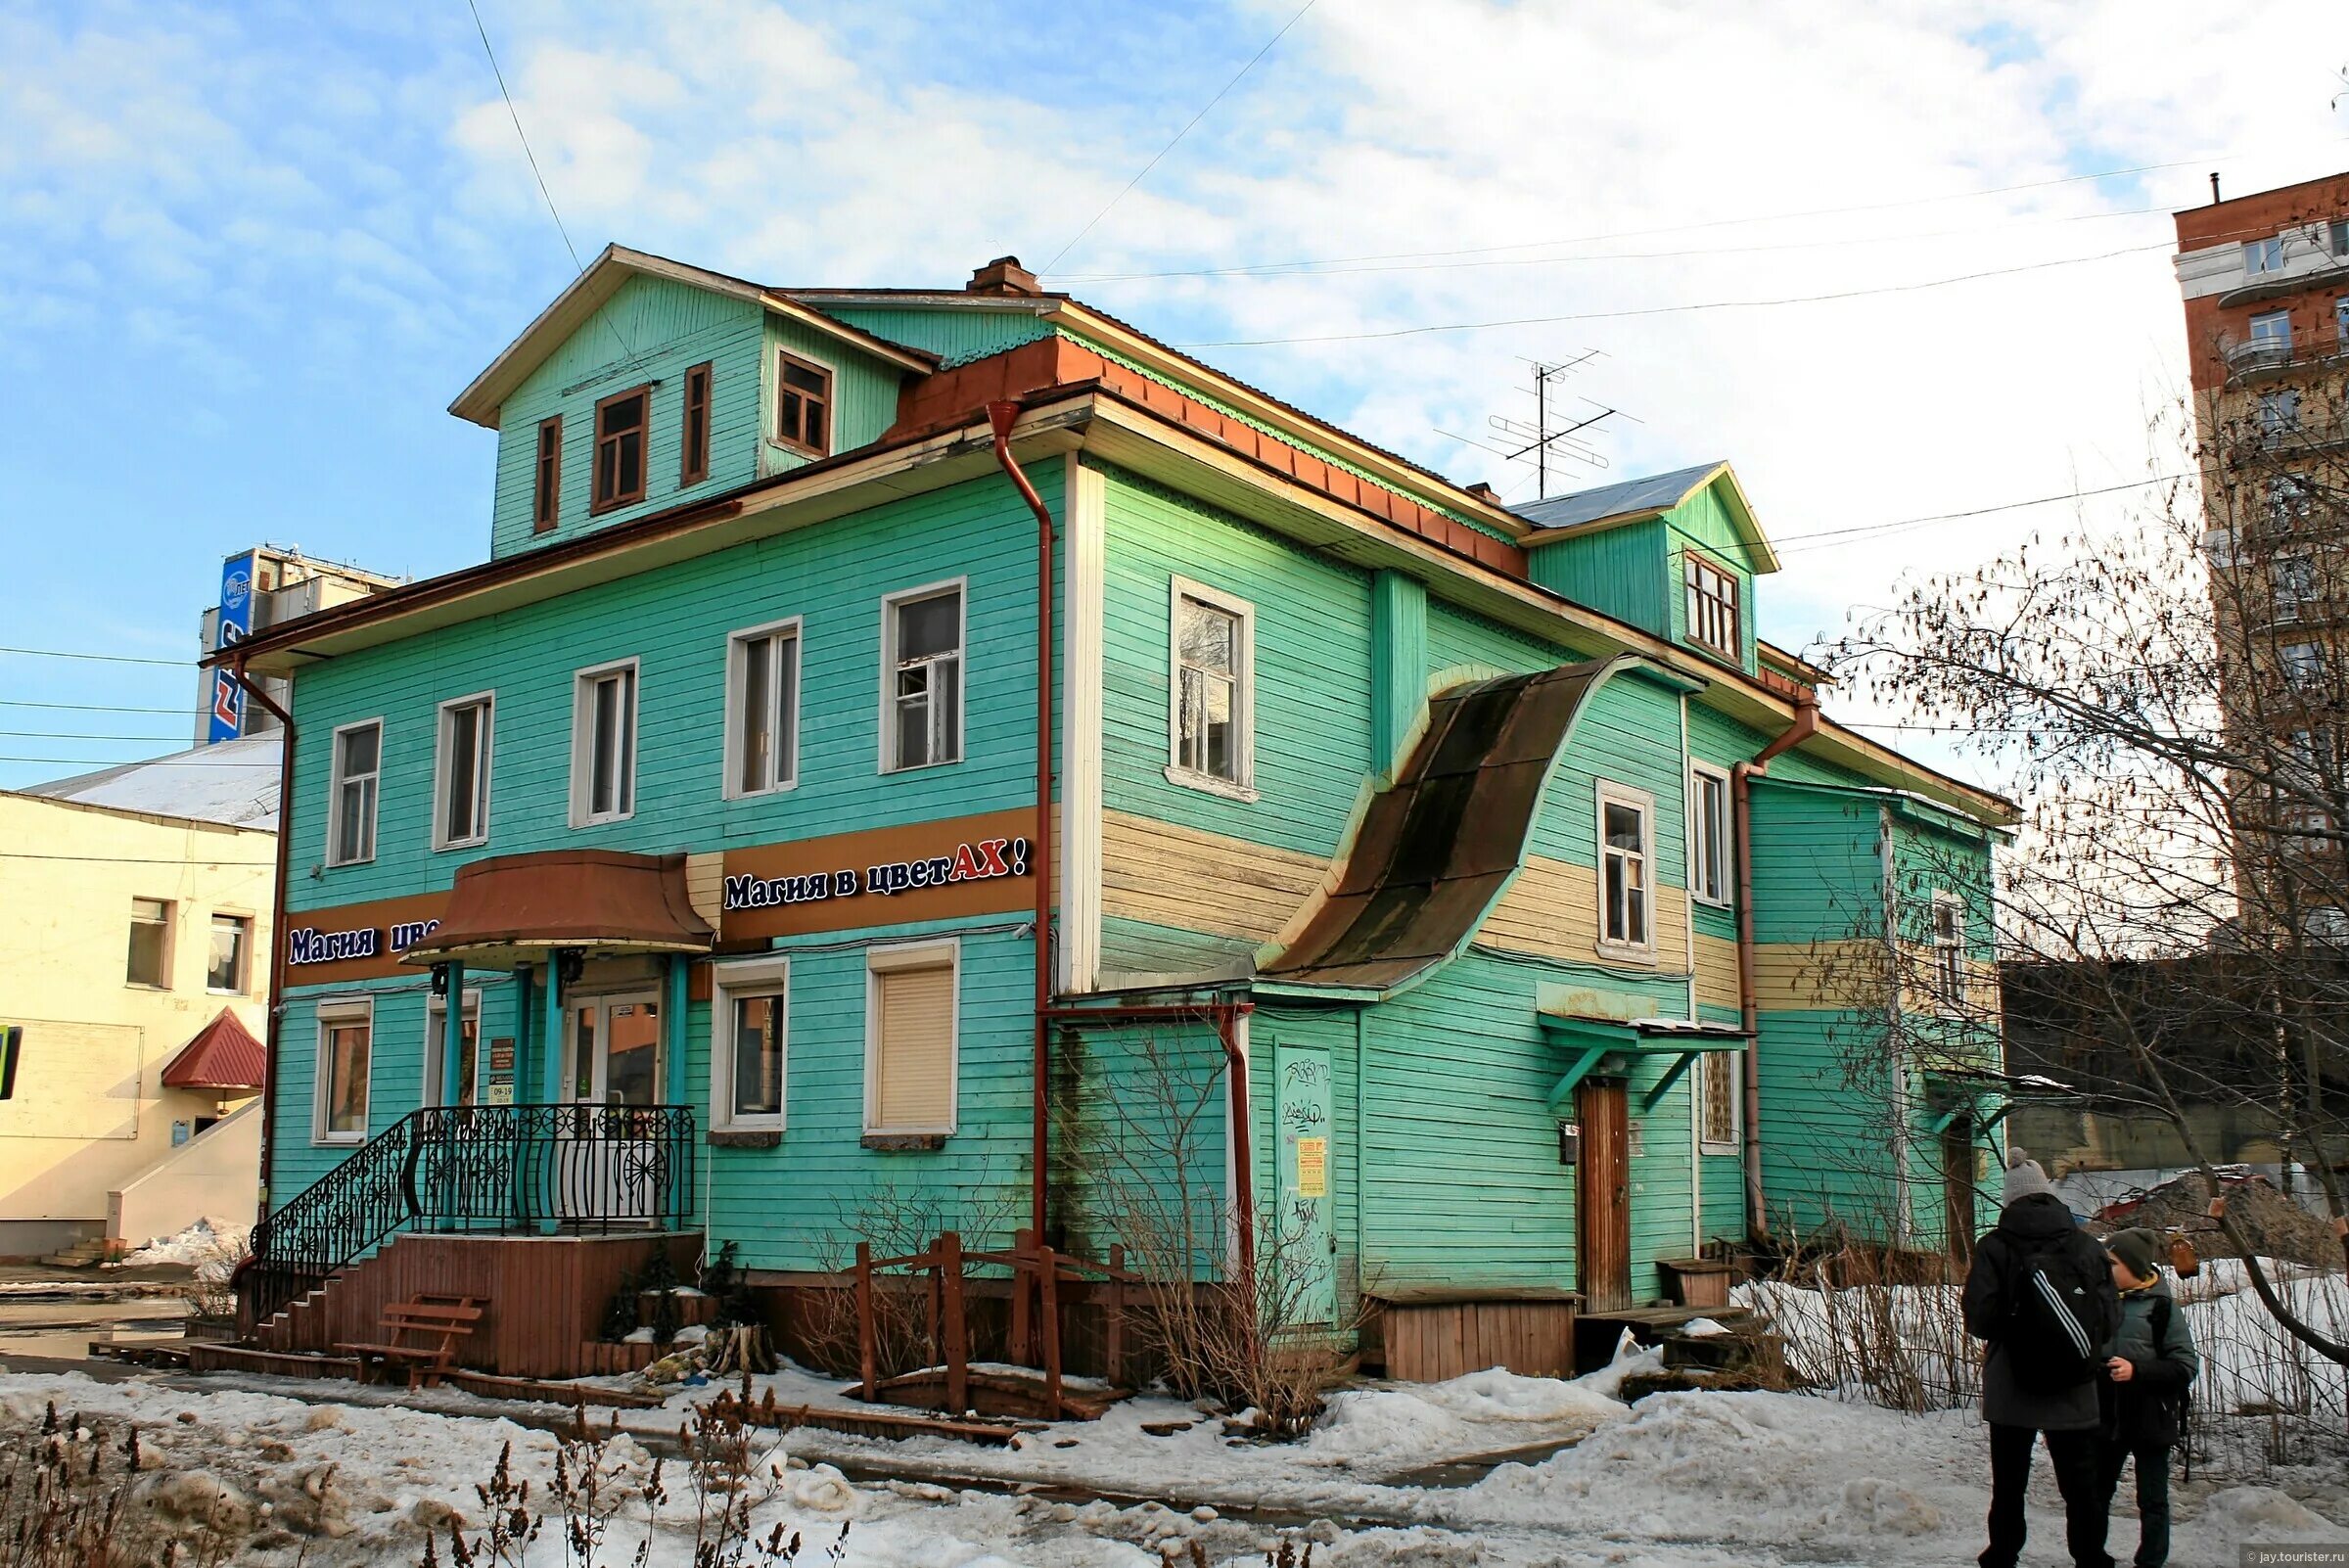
<box><xmin>1963</xmin><ymin>1153</ymin><xmax>2124</xmax><ymax>1568</ymax></box>
<box><xmin>2096</xmin><ymin>1227</ymin><xmax>2199</xmax><ymax>1568</ymax></box>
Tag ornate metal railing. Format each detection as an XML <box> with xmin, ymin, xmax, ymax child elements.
<box><xmin>243</xmin><ymin>1103</ymin><xmax>696</xmax><ymax>1323</ymax></box>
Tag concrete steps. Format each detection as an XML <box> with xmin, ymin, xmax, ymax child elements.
<box><xmin>42</xmin><ymin>1237</ymin><xmax>126</xmax><ymax>1268</ymax></box>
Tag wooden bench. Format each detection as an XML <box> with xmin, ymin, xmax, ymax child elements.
<box><xmin>336</xmin><ymin>1295</ymin><xmax>484</xmax><ymax>1388</ymax></box>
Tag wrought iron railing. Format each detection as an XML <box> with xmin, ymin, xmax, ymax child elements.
<box><xmin>243</xmin><ymin>1103</ymin><xmax>695</xmax><ymax>1322</ymax></box>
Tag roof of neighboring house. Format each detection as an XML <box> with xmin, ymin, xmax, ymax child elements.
<box><xmin>20</xmin><ymin>735</ymin><xmax>281</xmax><ymax>831</ymax></box>
<box><xmin>1514</xmin><ymin>459</ymin><xmax>1780</xmax><ymax>573</ymax></box>
<box><xmin>161</xmin><ymin>1009</ymin><xmax>266</xmax><ymax>1090</ymax></box>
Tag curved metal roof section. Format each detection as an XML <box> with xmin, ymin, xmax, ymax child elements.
<box><xmin>1261</xmin><ymin>654</ymin><xmax>1662</xmax><ymax>994</ymax></box>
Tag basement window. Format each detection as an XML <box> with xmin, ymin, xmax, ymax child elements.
<box><xmin>591</xmin><ymin>386</ymin><xmax>650</xmax><ymax>513</ymax></box>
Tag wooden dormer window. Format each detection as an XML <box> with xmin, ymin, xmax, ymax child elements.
<box><xmin>531</xmin><ymin>416</ymin><xmax>561</xmax><ymax>533</ymax></box>
<box><xmin>1684</xmin><ymin>552</ymin><xmax>1740</xmax><ymax>660</ymax></box>
<box><xmin>680</xmin><ymin>362</ymin><xmax>712</xmax><ymax>486</ymax></box>
<box><xmin>592</xmin><ymin>386</ymin><xmax>650</xmax><ymax>513</ymax></box>
<box><xmin>776</xmin><ymin>352</ymin><xmax>832</xmax><ymax>457</ymax></box>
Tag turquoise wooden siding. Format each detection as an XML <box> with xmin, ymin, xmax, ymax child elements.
<box><xmin>824</xmin><ymin>304</ymin><xmax>1055</xmax><ymax>369</ymax></box>
<box><xmin>1659</xmin><ymin>484</ymin><xmax>1763</xmax><ymax>674</ymax></box>
<box><xmin>1425</xmin><ymin>589</ymin><xmax>1605</xmax><ymax>683</ymax></box>
<box><xmin>1524</xmin><ymin>669</ymin><xmax>1689</xmax><ymax>893</ymax></box>
<box><xmin>1253</xmin><ymin>1006</ymin><xmax>1360</xmax><ymax>1311</ymax></box>
<box><xmin>282</xmin><ymin>467</ymin><xmax>1056</xmax><ymax>909</ymax></box>
<box><xmin>1097</xmin><ymin>463</ymin><xmax>1374</xmax><ymax>860</ymax></box>
<box><xmin>758</xmin><ymin>314</ymin><xmax>905</xmax><ymax>480</ymax></box>
<box><xmin>1526</xmin><ymin>520</ymin><xmax>1669</xmax><ymax>640</ymax></box>
<box><xmin>1369</xmin><ymin>571</ymin><xmax>1427</xmax><ymax>782</ymax></box>
<box><xmin>491</xmin><ymin>276</ymin><xmax>766</xmax><ymax>559</ymax></box>
<box><xmin>1052</xmin><ymin>1014</ymin><xmax>1233</xmax><ymax>1276</ymax></box>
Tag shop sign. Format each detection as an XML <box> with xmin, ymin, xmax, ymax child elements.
<box><xmin>722</xmin><ymin>835</ymin><xmax>1031</xmax><ymax>913</ymax></box>
<box><xmin>287</xmin><ymin>918</ymin><xmax>442</xmax><ymax>968</ymax></box>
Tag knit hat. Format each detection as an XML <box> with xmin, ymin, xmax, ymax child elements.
<box><xmin>2107</xmin><ymin>1226</ymin><xmax>2162</xmax><ymax>1283</ymax></box>
<box><xmin>2002</xmin><ymin>1153</ymin><xmax>2055</xmax><ymax>1206</ymax></box>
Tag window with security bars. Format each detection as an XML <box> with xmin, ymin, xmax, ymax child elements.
<box><xmin>1684</xmin><ymin>553</ymin><xmax>1740</xmax><ymax>658</ymax></box>
<box><xmin>1701</xmin><ymin>1050</ymin><xmax>1737</xmax><ymax>1150</ymax></box>
<box><xmin>867</xmin><ymin>947</ymin><xmax>956</xmax><ymax>1134</ymax></box>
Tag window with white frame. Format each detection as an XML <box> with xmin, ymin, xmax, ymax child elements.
<box><xmin>2248</xmin><ymin>308</ymin><xmax>2293</xmax><ymax>347</ymax></box>
<box><xmin>2245</xmin><ymin>235</ymin><xmax>2286</xmax><ymax>276</ymax></box>
<box><xmin>1596</xmin><ymin>782</ymin><xmax>1655</xmax><ymax>954</ymax></box>
<box><xmin>2275</xmin><ymin>554</ymin><xmax>2319</xmax><ymax>618</ymax></box>
<box><xmin>327</xmin><ymin>719</ymin><xmax>381</xmax><ymax>866</ymax></box>
<box><xmin>1688</xmin><ymin>763</ymin><xmax>1732</xmax><ymax>906</ymax></box>
<box><xmin>1930</xmin><ymin>894</ymin><xmax>1966</xmax><ymax>1009</ymax></box>
<box><xmin>2259</xmin><ymin>389</ymin><xmax>2302</xmax><ymax>442</ymax></box>
<box><xmin>207</xmin><ymin>912</ymin><xmax>251</xmax><ymax>994</ymax></box>
<box><xmin>882</xmin><ymin>584</ymin><xmax>962</xmax><ymax>771</ymax></box>
<box><xmin>711</xmin><ymin>956</ymin><xmax>790</xmax><ymax>1130</ymax></box>
<box><xmin>1700</xmin><ymin>1049</ymin><xmax>1738</xmax><ymax>1152</ymax></box>
<box><xmin>126</xmin><ymin>899</ymin><xmax>172</xmax><ymax>988</ymax></box>
<box><xmin>1170</xmin><ymin>579</ymin><xmax>1254</xmax><ymax>790</ymax></box>
<box><xmin>2283</xmin><ymin>641</ymin><xmax>2326</xmax><ymax>690</ymax></box>
<box><xmin>864</xmin><ymin>942</ymin><xmax>958</xmax><ymax>1135</ymax></box>
<box><xmin>571</xmin><ymin>662</ymin><xmax>638</xmax><ymax>824</ymax></box>
<box><xmin>434</xmin><ymin>694</ymin><xmax>493</xmax><ymax>850</ymax></box>
<box><xmin>1683</xmin><ymin>552</ymin><xmax>1741</xmax><ymax>659</ymax></box>
<box><xmin>726</xmin><ymin>622</ymin><xmax>801</xmax><ymax>798</ymax></box>
<box><xmin>424</xmin><ymin>990</ymin><xmax>482</xmax><ymax>1108</ymax></box>
<box><xmin>315</xmin><ymin>999</ymin><xmax>373</xmax><ymax>1143</ymax></box>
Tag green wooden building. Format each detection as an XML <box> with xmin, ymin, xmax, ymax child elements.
<box><xmin>220</xmin><ymin>248</ymin><xmax>2015</xmax><ymax>1377</ymax></box>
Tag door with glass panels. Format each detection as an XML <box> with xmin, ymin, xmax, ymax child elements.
<box><xmin>561</xmin><ymin>993</ymin><xmax>663</xmax><ymax>1222</ymax></box>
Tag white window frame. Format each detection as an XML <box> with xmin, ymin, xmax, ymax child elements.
<box><xmin>432</xmin><ymin>691</ymin><xmax>495</xmax><ymax>852</ymax></box>
<box><xmin>1165</xmin><ymin>576</ymin><xmax>1258</xmax><ymax>800</ymax></box>
<box><xmin>878</xmin><ymin>579</ymin><xmax>966</xmax><ymax>774</ymax></box>
<box><xmin>1698</xmin><ymin>1048</ymin><xmax>1741</xmax><ymax>1155</ymax></box>
<box><xmin>1930</xmin><ymin>891</ymin><xmax>1967</xmax><ymax>1011</ymax></box>
<box><xmin>313</xmin><ymin>996</ymin><xmax>375</xmax><ymax>1146</ymax></box>
<box><xmin>1594</xmin><ymin>780</ymin><xmax>1658</xmax><ymax>959</ymax></box>
<box><xmin>862</xmin><ymin>938</ymin><xmax>960</xmax><ymax>1136</ymax></box>
<box><xmin>423</xmin><ymin>988</ymin><xmax>484</xmax><ymax>1109</ymax></box>
<box><xmin>710</xmin><ymin>954</ymin><xmax>791</xmax><ymax>1132</ymax></box>
<box><xmin>570</xmin><ymin>659</ymin><xmax>640</xmax><ymax>827</ymax></box>
<box><xmin>206</xmin><ymin>909</ymin><xmax>253</xmax><ymax>995</ymax></box>
<box><xmin>2245</xmin><ymin>235</ymin><xmax>2286</xmax><ymax>276</ymax></box>
<box><xmin>325</xmin><ymin>717</ymin><xmax>383</xmax><ymax>867</ymax></box>
<box><xmin>723</xmin><ymin>618</ymin><xmax>804</xmax><ymax>800</ymax></box>
<box><xmin>1682</xmin><ymin>551</ymin><xmax>1741</xmax><ymax>660</ymax></box>
<box><xmin>2283</xmin><ymin>640</ymin><xmax>2326</xmax><ymax>690</ymax></box>
<box><xmin>2248</xmin><ymin>307</ymin><xmax>2293</xmax><ymax>345</ymax></box>
<box><xmin>1687</xmin><ymin>762</ymin><xmax>1732</xmax><ymax>908</ymax></box>
<box><xmin>2274</xmin><ymin>553</ymin><xmax>2319</xmax><ymax>619</ymax></box>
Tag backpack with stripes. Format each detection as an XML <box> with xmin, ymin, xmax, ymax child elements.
<box><xmin>2003</xmin><ymin>1232</ymin><xmax>2105</xmax><ymax>1393</ymax></box>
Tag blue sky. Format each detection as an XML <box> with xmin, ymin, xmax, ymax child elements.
<box><xmin>2</xmin><ymin>0</ymin><xmax>2345</xmax><ymax>791</ymax></box>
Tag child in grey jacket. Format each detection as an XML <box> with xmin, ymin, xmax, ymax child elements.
<box><xmin>2097</xmin><ymin>1227</ymin><xmax>2200</xmax><ymax>1568</ymax></box>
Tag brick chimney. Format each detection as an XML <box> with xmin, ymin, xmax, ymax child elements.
<box><xmin>1465</xmin><ymin>482</ymin><xmax>1504</xmax><ymax>505</ymax></box>
<box><xmin>968</xmin><ymin>255</ymin><xmax>1043</xmax><ymax>297</ymax></box>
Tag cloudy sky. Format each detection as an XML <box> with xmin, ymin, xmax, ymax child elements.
<box><xmin>2</xmin><ymin>0</ymin><xmax>2345</xmax><ymax>793</ymax></box>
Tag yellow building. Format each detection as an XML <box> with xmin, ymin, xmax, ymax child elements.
<box><xmin>0</xmin><ymin>736</ymin><xmax>279</xmax><ymax>1259</ymax></box>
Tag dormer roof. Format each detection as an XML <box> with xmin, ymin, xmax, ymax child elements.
<box><xmin>446</xmin><ymin>245</ymin><xmax>939</xmax><ymax>429</ymax></box>
<box><xmin>1514</xmin><ymin>459</ymin><xmax>1780</xmax><ymax>573</ymax></box>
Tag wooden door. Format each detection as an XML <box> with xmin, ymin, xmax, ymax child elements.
<box><xmin>1576</xmin><ymin>1080</ymin><xmax>1632</xmax><ymax>1311</ymax></box>
<box><xmin>1941</xmin><ymin>1118</ymin><xmax>1979</xmax><ymax>1262</ymax></box>
<box><xmin>1275</xmin><ymin>1043</ymin><xmax>1336</xmax><ymax>1325</ymax></box>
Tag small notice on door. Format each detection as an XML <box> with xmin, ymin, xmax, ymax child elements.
<box><xmin>1295</xmin><ymin>1136</ymin><xmax>1328</xmax><ymax>1198</ymax></box>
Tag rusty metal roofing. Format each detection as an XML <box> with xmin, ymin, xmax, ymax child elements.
<box><xmin>1263</xmin><ymin>657</ymin><xmax>1633</xmax><ymax>992</ymax></box>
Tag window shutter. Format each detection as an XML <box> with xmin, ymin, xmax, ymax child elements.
<box><xmin>875</xmin><ymin>966</ymin><xmax>954</xmax><ymax>1129</ymax></box>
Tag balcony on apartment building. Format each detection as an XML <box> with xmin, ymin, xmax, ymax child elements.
<box><xmin>2221</xmin><ymin>322</ymin><xmax>2349</xmax><ymax>386</ymax></box>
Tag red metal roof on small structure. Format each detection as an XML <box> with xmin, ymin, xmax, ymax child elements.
<box><xmin>161</xmin><ymin>1010</ymin><xmax>266</xmax><ymax>1090</ymax></box>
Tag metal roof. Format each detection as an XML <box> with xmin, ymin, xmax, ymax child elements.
<box><xmin>1511</xmin><ymin>461</ymin><xmax>1729</xmax><ymax>531</ymax></box>
<box><xmin>20</xmin><ymin>735</ymin><xmax>281</xmax><ymax>831</ymax></box>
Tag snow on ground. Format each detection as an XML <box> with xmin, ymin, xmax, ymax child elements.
<box><xmin>116</xmin><ymin>1215</ymin><xmax>249</xmax><ymax>1268</ymax></box>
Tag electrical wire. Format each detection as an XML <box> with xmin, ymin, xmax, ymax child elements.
<box><xmin>0</xmin><ymin>646</ymin><xmax>186</xmax><ymax>668</ymax></box>
<box><xmin>0</xmin><ymin>700</ymin><xmax>194</xmax><ymax>715</ymax></box>
<box><xmin>1174</xmin><ymin>242</ymin><xmax>2174</xmax><ymax>347</ymax></box>
<box><xmin>0</xmin><ymin>731</ymin><xmax>202</xmax><ymax>742</ymax></box>
<box><xmin>465</xmin><ymin>0</ymin><xmax>582</xmax><ymax>275</ymax></box>
<box><xmin>1771</xmin><ymin>473</ymin><xmax>2197</xmax><ymax>553</ymax></box>
<box><xmin>0</xmin><ymin>757</ymin><xmax>276</xmax><ymax>767</ymax></box>
<box><xmin>0</xmin><ymin>853</ymin><xmax>274</xmax><ymax>866</ymax></box>
<box><xmin>1042</xmin><ymin>0</ymin><xmax>1319</xmax><ymax>274</ymax></box>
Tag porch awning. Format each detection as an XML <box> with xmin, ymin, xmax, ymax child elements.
<box><xmin>399</xmin><ymin>850</ymin><xmax>714</xmax><ymax>972</ymax></box>
<box><xmin>1539</xmin><ymin>1012</ymin><xmax>1751</xmax><ymax>1112</ymax></box>
<box><xmin>1917</xmin><ymin>1065</ymin><xmax>2081</xmax><ymax>1137</ymax></box>
<box><xmin>160</xmin><ymin>1009</ymin><xmax>266</xmax><ymax>1091</ymax></box>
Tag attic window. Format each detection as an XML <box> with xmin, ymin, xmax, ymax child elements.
<box><xmin>776</xmin><ymin>353</ymin><xmax>832</xmax><ymax>457</ymax></box>
<box><xmin>1684</xmin><ymin>552</ymin><xmax>1740</xmax><ymax>660</ymax></box>
<box><xmin>532</xmin><ymin>416</ymin><xmax>562</xmax><ymax>533</ymax></box>
<box><xmin>680</xmin><ymin>362</ymin><xmax>712</xmax><ymax>486</ymax></box>
<box><xmin>591</xmin><ymin>386</ymin><xmax>650</xmax><ymax>513</ymax></box>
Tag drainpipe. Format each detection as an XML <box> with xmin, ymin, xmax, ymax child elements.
<box><xmin>1040</xmin><ymin>1001</ymin><xmax>1256</xmax><ymax>1279</ymax></box>
<box><xmin>230</xmin><ymin>662</ymin><xmax>297</xmax><ymax>1236</ymax></box>
<box><xmin>987</xmin><ymin>400</ymin><xmax>1058</xmax><ymax>1245</ymax></box>
<box><xmin>1733</xmin><ymin>690</ymin><xmax>1819</xmax><ymax>1243</ymax></box>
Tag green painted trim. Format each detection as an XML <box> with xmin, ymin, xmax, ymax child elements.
<box><xmin>1251</xmin><ymin>980</ymin><xmax>1384</xmax><ymax>1004</ymax></box>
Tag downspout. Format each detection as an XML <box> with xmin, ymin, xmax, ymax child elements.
<box><xmin>987</xmin><ymin>401</ymin><xmax>1058</xmax><ymax>1244</ymax></box>
<box><xmin>230</xmin><ymin>662</ymin><xmax>297</xmax><ymax>1236</ymax></box>
<box><xmin>1733</xmin><ymin>690</ymin><xmax>1819</xmax><ymax>1243</ymax></box>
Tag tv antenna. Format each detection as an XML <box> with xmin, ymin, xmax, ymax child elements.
<box><xmin>1436</xmin><ymin>352</ymin><xmax>1642</xmax><ymax>501</ymax></box>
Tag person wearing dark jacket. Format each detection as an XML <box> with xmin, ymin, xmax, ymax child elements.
<box><xmin>2096</xmin><ymin>1227</ymin><xmax>2199</xmax><ymax>1568</ymax></box>
<box><xmin>1962</xmin><ymin>1156</ymin><xmax>2125</xmax><ymax>1568</ymax></box>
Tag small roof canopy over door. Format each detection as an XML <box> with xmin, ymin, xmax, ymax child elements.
<box><xmin>398</xmin><ymin>849</ymin><xmax>714</xmax><ymax>972</ymax></box>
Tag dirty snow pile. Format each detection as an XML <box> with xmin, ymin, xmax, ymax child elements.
<box><xmin>116</xmin><ymin>1216</ymin><xmax>249</xmax><ymax>1268</ymax></box>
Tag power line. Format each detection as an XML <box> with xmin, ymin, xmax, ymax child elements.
<box><xmin>0</xmin><ymin>700</ymin><xmax>193</xmax><ymax>715</ymax></box>
<box><xmin>1773</xmin><ymin>473</ymin><xmax>2196</xmax><ymax>552</ymax></box>
<box><xmin>0</xmin><ymin>730</ymin><xmax>197</xmax><ymax>742</ymax></box>
<box><xmin>1174</xmin><ymin>243</ymin><xmax>2173</xmax><ymax>348</ymax></box>
<box><xmin>465</xmin><ymin>0</ymin><xmax>583</xmax><ymax>275</ymax></box>
<box><xmin>0</xmin><ymin>757</ymin><xmax>275</xmax><ymax>767</ymax></box>
<box><xmin>0</xmin><ymin>853</ymin><xmax>274</xmax><ymax>866</ymax></box>
<box><xmin>1055</xmin><ymin>140</ymin><xmax>2341</xmax><ymax>282</ymax></box>
<box><xmin>0</xmin><ymin>646</ymin><xmax>186</xmax><ymax>669</ymax></box>
<box><xmin>1042</xmin><ymin>0</ymin><xmax>1319</xmax><ymax>274</ymax></box>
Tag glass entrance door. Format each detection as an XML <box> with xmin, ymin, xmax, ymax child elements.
<box><xmin>567</xmin><ymin>993</ymin><xmax>662</xmax><ymax>1105</ymax></box>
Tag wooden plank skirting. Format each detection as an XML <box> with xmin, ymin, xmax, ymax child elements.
<box><xmin>189</xmin><ymin>1343</ymin><xmax>361</xmax><ymax>1381</ymax></box>
<box><xmin>1373</xmin><ymin>1296</ymin><xmax>1580</xmax><ymax>1382</ymax></box>
<box><xmin>255</xmin><ymin>1232</ymin><xmax>695</xmax><ymax>1381</ymax></box>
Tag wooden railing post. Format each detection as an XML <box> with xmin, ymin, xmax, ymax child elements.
<box><xmin>854</xmin><ymin>1241</ymin><xmax>876</xmax><ymax>1402</ymax></box>
<box><xmin>1010</xmin><ymin>1226</ymin><xmax>1036</xmax><ymax>1368</ymax></box>
<box><xmin>1037</xmin><ymin>1240</ymin><xmax>1063</xmax><ymax>1418</ymax></box>
<box><xmin>940</xmin><ymin>1230</ymin><xmax>968</xmax><ymax>1416</ymax></box>
<box><xmin>1107</xmin><ymin>1242</ymin><xmax>1126</xmax><ymax>1389</ymax></box>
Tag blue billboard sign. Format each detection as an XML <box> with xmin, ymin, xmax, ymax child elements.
<box><xmin>207</xmin><ymin>550</ymin><xmax>257</xmax><ymax>744</ymax></box>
